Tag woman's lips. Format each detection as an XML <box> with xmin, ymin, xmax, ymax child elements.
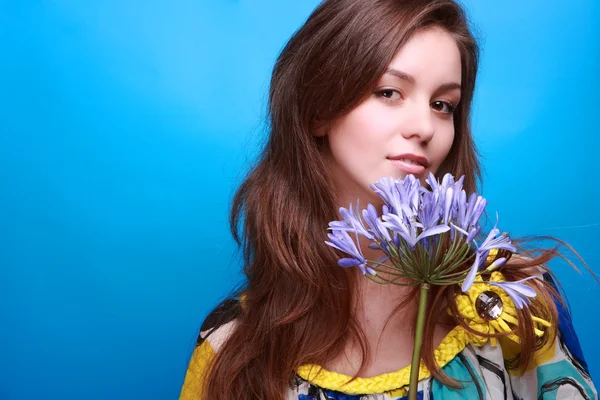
<box><xmin>388</xmin><ymin>158</ymin><xmax>426</xmax><ymax>174</ymax></box>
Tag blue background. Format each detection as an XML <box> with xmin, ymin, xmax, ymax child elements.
<box><xmin>1</xmin><ymin>1</ymin><xmax>598</xmax><ymax>398</ymax></box>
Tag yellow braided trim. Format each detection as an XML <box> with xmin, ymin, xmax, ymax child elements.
<box><xmin>295</xmin><ymin>325</ymin><xmax>472</xmax><ymax>395</ymax></box>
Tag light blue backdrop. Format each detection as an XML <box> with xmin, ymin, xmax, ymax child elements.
<box><xmin>1</xmin><ymin>1</ymin><xmax>598</xmax><ymax>398</ymax></box>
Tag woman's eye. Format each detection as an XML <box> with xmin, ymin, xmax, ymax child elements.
<box><xmin>377</xmin><ymin>89</ymin><xmax>402</xmax><ymax>101</ymax></box>
<box><xmin>431</xmin><ymin>100</ymin><xmax>456</xmax><ymax>115</ymax></box>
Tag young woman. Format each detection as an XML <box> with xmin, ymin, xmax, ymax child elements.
<box><xmin>180</xmin><ymin>0</ymin><xmax>597</xmax><ymax>398</ymax></box>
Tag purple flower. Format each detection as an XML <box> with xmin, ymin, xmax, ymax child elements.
<box><xmin>370</xmin><ymin>177</ymin><xmax>403</xmax><ymax>214</ymax></box>
<box><xmin>426</xmin><ymin>172</ymin><xmax>463</xmax><ymax>197</ymax></box>
<box><xmin>362</xmin><ymin>204</ymin><xmax>392</xmax><ymax>244</ymax></box>
<box><xmin>461</xmin><ymin>251</ymin><xmax>484</xmax><ymax>292</ymax></box>
<box><xmin>475</xmin><ymin>221</ymin><xmax>517</xmax><ymax>255</ymax></box>
<box><xmin>443</xmin><ymin>186</ymin><xmax>454</xmax><ymax>224</ymax></box>
<box><xmin>450</xmin><ymin>221</ymin><xmax>481</xmax><ymax>244</ymax></box>
<box><xmin>396</xmin><ymin>174</ymin><xmax>421</xmax><ymax>212</ymax></box>
<box><xmin>461</xmin><ymin>220</ymin><xmax>516</xmax><ymax>292</ymax></box>
<box><xmin>328</xmin><ymin>200</ymin><xmax>373</xmax><ymax>240</ymax></box>
<box><xmin>325</xmin><ymin>230</ymin><xmax>375</xmax><ymax>275</ymax></box>
<box><xmin>449</xmin><ymin>190</ymin><xmax>486</xmax><ymax>242</ymax></box>
<box><xmin>489</xmin><ymin>276</ymin><xmax>538</xmax><ymax>309</ymax></box>
<box><xmin>326</xmin><ymin>173</ymin><xmax>514</xmax><ymax>286</ymax></box>
<box><xmin>425</xmin><ymin>172</ymin><xmax>440</xmax><ymax>192</ymax></box>
<box><xmin>418</xmin><ymin>190</ymin><xmax>443</xmax><ymax>230</ymax></box>
<box><xmin>424</xmin><ymin>172</ymin><xmax>467</xmax><ymax>226</ymax></box>
<box><xmin>382</xmin><ymin>211</ymin><xmax>450</xmax><ymax>248</ymax></box>
<box><xmin>381</xmin><ymin>213</ymin><xmax>414</xmax><ymax>244</ymax></box>
<box><xmin>371</xmin><ymin>175</ymin><xmax>421</xmax><ymax>217</ymax></box>
<box><xmin>461</xmin><ymin>256</ymin><xmax>506</xmax><ymax>292</ymax></box>
<box><xmin>468</xmin><ymin>195</ymin><xmax>487</xmax><ymax>229</ymax></box>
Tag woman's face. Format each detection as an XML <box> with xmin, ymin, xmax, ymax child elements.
<box><xmin>320</xmin><ymin>25</ymin><xmax>462</xmax><ymax>209</ymax></box>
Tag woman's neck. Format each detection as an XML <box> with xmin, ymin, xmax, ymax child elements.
<box><xmin>323</xmin><ymin>237</ymin><xmax>454</xmax><ymax>378</ymax></box>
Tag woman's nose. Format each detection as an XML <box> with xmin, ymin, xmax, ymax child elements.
<box><xmin>400</xmin><ymin>102</ymin><xmax>435</xmax><ymax>144</ymax></box>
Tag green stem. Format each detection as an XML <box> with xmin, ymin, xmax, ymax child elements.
<box><xmin>408</xmin><ymin>283</ymin><xmax>430</xmax><ymax>400</ymax></box>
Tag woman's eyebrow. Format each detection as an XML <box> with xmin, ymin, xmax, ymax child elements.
<box><xmin>384</xmin><ymin>68</ymin><xmax>461</xmax><ymax>93</ymax></box>
<box><xmin>384</xmin><ymin>68</ymin><xmax>416</xmax><ymax>84</ymax></box>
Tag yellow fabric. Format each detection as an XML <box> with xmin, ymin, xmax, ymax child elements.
<box><xmin>486</xmin><ymin>248</ymin><xmax>499</xmax><ymax>262</ymax></box>
<box><xmin>296</xmin><ymin>325</ymin><xmax>472</xmax><ymax>395</ymax></box>
<box><xmin>179</xmin><ymin>341</ymin><xmax>215</xmax><ymax>400</ymax></box>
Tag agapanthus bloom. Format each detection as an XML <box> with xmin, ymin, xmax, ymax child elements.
<box><xmin>325</xmin><ymin>229</ymin><xmax>374</xmax><ymax>276</ymax></box>
<box><xmin>325</xmin><ymin>172</ymin><xmax>519</xmax><ymax>291</ymax></box>
<box><xmin>323</xmin><ymin>173</ymin><xmax>540</xmax><ymax>400</ymax></box>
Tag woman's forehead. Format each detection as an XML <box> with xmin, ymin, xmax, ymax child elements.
<box><xmin>384</xmin><ymin>26</ymin><xmax>462</xmax><ymax>86</ymax></box>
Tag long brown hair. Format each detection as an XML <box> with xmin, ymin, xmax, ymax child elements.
<box><xmin>201</xmin><ymin>0</ymin><xmax>568</xmax><ymax>398</ymax></box>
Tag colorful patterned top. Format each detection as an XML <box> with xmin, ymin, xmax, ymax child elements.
<box><xmin>179</xmin><ymin>275</ymin><xmax>597</xmax><ymax>399</ymax></box>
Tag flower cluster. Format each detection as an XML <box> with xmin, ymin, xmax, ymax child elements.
<box><xmin>324</xmin><ymin>173</ymin><xmax>537</xmax><ymax>307</ymax></box>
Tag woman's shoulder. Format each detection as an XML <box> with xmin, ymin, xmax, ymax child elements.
<box><xmin>179</xmin><ymin>297</ymin><xmax>243</xmax><ymax>400</ymax></box>
<box><xmin>196</xmin><ymin>297</ymin><xmax>243</xmax><ymax>349</ymax></box>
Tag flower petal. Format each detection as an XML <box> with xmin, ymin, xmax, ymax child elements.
<box><xmin>416</xmin><ymin>225</ymin><xmax>450</xmax><ymax>243</ymax></box>
<box><xmin>497</xmin><ymin>280</ymin><xmax>537</xmax><ymax>298</ymax></box>
<box><xmin>450</xmin><ymin>222</ymin><xmax>468</xmax><ymax>236</ymax></box>
<box><xmin>338</xmin><ymin>258</ymin><xmax>361</xmax><ymax>267</ymax></box>
<box><xmin>488</xmin><ymin>277</ymin><xmax>538</xmax><ymax>309</ymax></box>
<box><xmin>466</xmin><ymin>226</ymin><xmax>480</xmax><ymax>244</ymax></box>
<box><xmin>444</xmin><ymin>187</ymin><xmax>453</xmax><ymax>223</ymax></box>
<box><xmin>461</xmin><ymin>251</ymin><xmax>482</xmax><ymax>292</ymax></box>
<box><xmin>496</xmin><ymin>285</ymin><xmax>528</xmax><ymax>309</ymax></box>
